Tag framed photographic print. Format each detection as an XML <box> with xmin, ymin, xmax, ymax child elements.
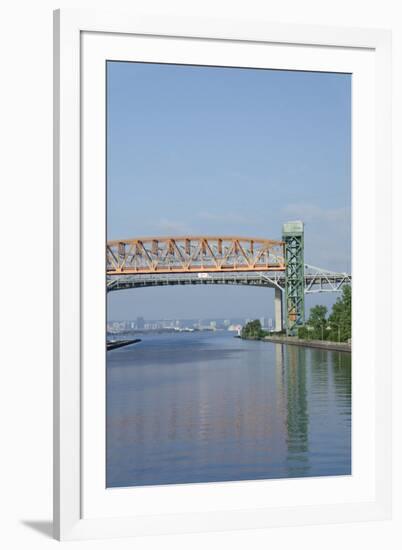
<box><xmin>54</xmin><ymin>9</ymin><xmax>392</xmax><ymax>540</ymax></box>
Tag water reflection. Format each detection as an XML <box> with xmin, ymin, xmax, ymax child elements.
<box><xmin>285</xmin><ymin>346</ymin><xmax>309</xmax><ymax>476</ymax></box>
<box><xmin>107</xmin><ymin>332</ymin><xmax>351</xmax><ymax>487</ymax></box>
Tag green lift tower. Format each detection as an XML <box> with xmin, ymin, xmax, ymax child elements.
<box><xmin>283</xmin><ymin>221</ymin><xmax>305</xmax><ymax>336</ymax></box>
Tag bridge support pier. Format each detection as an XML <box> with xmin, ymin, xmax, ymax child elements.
<box><xmin>274</xmin><ymin>288</ymin><xmax>283</xmax><ymax>332</ymax></box>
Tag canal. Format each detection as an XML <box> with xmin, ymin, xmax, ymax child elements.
<box><xmin>106</xmin><ymin>331</ymin><xmax>351</xmax><ymax>488</ymax></box>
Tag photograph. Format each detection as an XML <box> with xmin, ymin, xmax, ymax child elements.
<box><xmin>105</xmin><ymin>61</ymin><xmax>352</xmax><ymax>489</ymax></box>
<box><xmin>0</xmin><ymin>1</ymin><xmax>394</xmax><ymax>545</ymax></box>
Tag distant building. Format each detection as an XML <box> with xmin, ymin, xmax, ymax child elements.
<box><xmin>228</xmin><ymin>324</ymin><xmax>242</xmax><ymax>333</ymax></box>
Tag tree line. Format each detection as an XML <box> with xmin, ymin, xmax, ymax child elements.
<box><xmin>298</xmin><ymin>284</ymin><xmax>351</xmax><ymax>342</ymax></box>
<box><xmin>241</xmin><ymin>285</ymin><xmax>351</xmax><ymax>343</ymax></box>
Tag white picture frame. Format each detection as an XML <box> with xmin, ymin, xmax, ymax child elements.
<box><xmin>53</xmin><ymin>8</ymin><xmax>392</xmax><ymax>541</ymax></box>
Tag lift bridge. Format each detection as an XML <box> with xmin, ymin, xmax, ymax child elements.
<box><xmin>106</xmin><ymin>221</ymin><xmax>351</xmax><ymax>336</ymax></box>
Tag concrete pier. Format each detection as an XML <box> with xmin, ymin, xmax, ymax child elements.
<box><xmin>107</xmin><ymin>338</ymin><xmax>141</xmax><ymax>351</ymax></box>
<box><xmin>274</xmin><ymin>287</ymin><xmax>283</xmax><ymax>332</ymax></box>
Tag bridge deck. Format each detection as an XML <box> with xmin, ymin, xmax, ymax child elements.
<box><xmin>107</xmin><ymin>267</ymin><xmax>351</xmax><ymax>294</ymax></box>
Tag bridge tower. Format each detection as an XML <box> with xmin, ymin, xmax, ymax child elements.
<box><xmin>283</xmin><ymin>221</ymin><xmax>305</xmax><ymax>336</ymax></box>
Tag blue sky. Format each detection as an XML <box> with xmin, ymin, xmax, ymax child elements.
<box><xmin>107</xmin><ymin>62</ymin><xmax>351</xmax><ymax>320</ymax></box>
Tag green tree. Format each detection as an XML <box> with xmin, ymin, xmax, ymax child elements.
<box><xmin>327</xmin><ymin>285</ymin><xmax>351</xmax><ymax>342</ymax></box>
<box><xmin>306</xmin><ymin>304</ymin><xmax>328</xmax><ymax>340</ymax></box>
<box><xmin>297</xmin><ymin>325</ymin><xmax>310</xmax><ymax>339</ymax></box>
<box><xmin>241</xmin><ymin>319</ymin><xmax>266</xmax><ymax>340</ymax></box>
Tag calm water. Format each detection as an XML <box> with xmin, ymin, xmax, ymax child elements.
<box><xmin>106</xmin><ymin>332</ymin><xmax>351</xmax><ymax>487</ymax></box>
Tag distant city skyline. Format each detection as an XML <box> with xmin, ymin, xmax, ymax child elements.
<box><xmin>107</xmin><ymin>316</ymin><xmax>270</xmax><ymax>336</ymax></box>
<box><xmin>107</xmin><ymin>61</ymin><xmax>351</xmax><ymax>320</ymax></box>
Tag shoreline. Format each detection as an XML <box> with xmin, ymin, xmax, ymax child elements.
<box><xmin>236</xmin><ymin>334</ymin><xmax>351</xmax><ymax>352</ymax></box>
<box><xmin>261</xmin><ymin>335</ymin><xmax>351</xmax><ymax>353</ymax></box>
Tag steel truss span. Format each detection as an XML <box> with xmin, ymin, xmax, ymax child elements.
<box><xmin>107</xmin><ymin>236</ymin><xmax>285</xmax><ymax>275</ymax></box>
<box><xmin>106</xmin><ymin>232</ymin><xmax>351</xmax><ymax>335</ymax></box>
<box><xmin>106</xmin><ymin>265</ymin><xmax>351</xmax><ymax>294</ymax></box>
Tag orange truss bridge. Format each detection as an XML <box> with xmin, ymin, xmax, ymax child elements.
<box><xmin>106</xmin><ymin>229</ymin><xmax>351</xmax><ymax>335</ymax></box>
<box><xmin>107</xmin><ymin>236</ymin><xmax>285</xmax><ymax>275</ymax></box>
